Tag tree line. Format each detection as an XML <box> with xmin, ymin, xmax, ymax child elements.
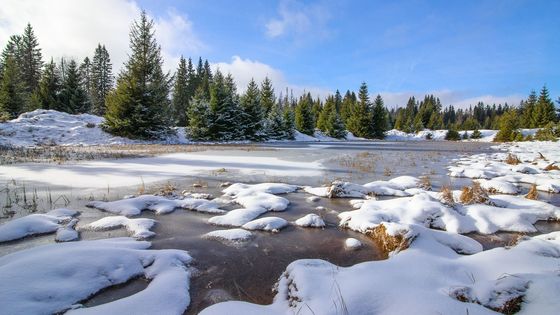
<box><xmin>1</xmin><ymin>12</ymin><xmax>559</xmax><ymax>141</ymax></box>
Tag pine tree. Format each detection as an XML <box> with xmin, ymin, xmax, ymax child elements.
<box><xmin>208</xmin><ymin>71</ymin><xmax>243</xmax><ymax>140</ymax></box>
<box><xmin>36</xmin><ymin>59</ymin><xmax>61</xmax><ymax>110</ymax></box>
<box><xmin>0</xmin><ymin>55</ymin><xmax>26</xmax><ymax>119</ymax></box>
<box><xmin>79</xmin><ymin>57</ymin><xmax>93</xmax><ymax>112</ymax></box>
<box><xmin>20</xmin><ymin>24</ymin><xmax>43</xmax><ymax>95</ymax></box>
<box><xmin>90</xmin><ymin>44</ymin><xmax>113</xmax><ymax>116</ymax></box>
<box><xmin>59</xmin><ymin>59</ymin><xmax>89</xmax><ymax>114</ymax></box>
<box><xmin>295</xmin><ymin>92</ymin><xmax>315</xmax><ymax>135</ymax></box>
<box><xmin>187</xmin><ymin>88</ymin><xmax>210</xmax><ymax>140</ymax></box>
<box><xmin>371</xmin><ymin>94</ymin><xmax>387</xmax><ymax>139</ymax></box>
<box><xmin>104</xmin><ymin>11</ymin><xmax>171</xmax><ymax>139</ymax></box>
<box><xmin>240</xmin><ymin>78</ymin><xmax>264</xmax><ymax>140</ymax></box>
<box><xmin>340</xmin><ymin>90</ymin><xmax>356</xmax><ymax>123</ymax></box>
<box><xmin>494</xmin><ymin>109</ymin><xmax>520</xmax><ymax>142</ymax></box>
<box><xmin>265</xmin><ymin>101</ymin><xmax>286</xmax><ymax>140</ymax></box>
<box><xmin>311</xmin><ymin>97</ymin><xmax>322</xmax><ymax>128</ymax></box>
<box><xmin>521</xmin><ymin>90</ymin><xmax>538</xmax><ymax>128</ymax></box>
<box><xmin>326</xmin><ymin>105</ymin><xmax>346</xmax><ymax>138</ymax></box>
<box><xmin>283</xmin><ymin>104</ymin><xmax>296</xmax><ymax>139</ymax></box>
<box><xmin>346</xmin><ymin>82</ymin><xmax>372</xmax><ymax>138</ymax></box>
<box><xmin>316</xmin><ymin>96</ymin><xmax>334</xmax><ymax>132</ymax></box>
<box><xmin>534</xmin><ymin>86</ymin><xmax>557</xmax><ymax>127</ymax></box>
<box><xmin>172</xmin><ymin>56</ymin><xmax>189</xmax><ymax>126</ymax></box>
<box><xmin>260</xmin><ymin>77</ymin><xmax>275</xmax><ymax>115</ymax></box>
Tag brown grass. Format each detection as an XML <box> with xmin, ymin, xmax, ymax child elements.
<box><xmin>537</xmin><ymin>152</ymin><xmax>548</xmax><ymax>161</ymax></box>
<box><xmin>459</xmin><ymin>181</ymin><xmax>493</xmax><ymax>205</ymax></box>
<box><xmin>525</xmin><ymin>184</ymin><xmax>538</xmax><ymax>200</ymax></box>
<box><xmin>365</xmin><ymin>224</ymin><xmax>413</xmax><ymax>254</ymax></box>
<box><xmin>419</xmin><ymin>175</ymin><xmax>432</xmax><ymax>190</ymax></box>
<box><xmin>504</xmin><ymin>153</ymin><xmax>521</xmax><ymax>165</ymax></box>
<box><xmin>544</xmin><ymin>163</ymin><xmax>560</xmax><ymax>171</ymax></box>
<box><xmin>440</xmin><ymin>185</ymin><xmax>455</xmax><ymax>207</ymax></box>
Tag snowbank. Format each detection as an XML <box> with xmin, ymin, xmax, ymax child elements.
<box><xmin>0</xmin><ymin>238</ymin><xmax>192</xmax><ymax>315</ymax></box>
<box><xmin>385</xmin><ymin>129</ymin><xmax>499</xmax><ymax>142</ymax></box>
<box><xmin>0</xmin><ymin>208</ymin><xmax>78</xmax><ymax>242</ymax></box>
<box><xmin>200</xmin><ymin>225</ymin><xmax>560</xmax><ymax>315</ymax></box>
<box><xmin>82</xmin><ymin>216</ymin><xmax>157</xmax><ymax>239</ymax></box>
<box><xmin>294</xmin><ymin>214</ymin><xmax>325</xmax><ymax>228</ymax></box>
<box><xmin>202</xmin><ymin>229</ymin><xmax>254</xmax><ymax>244</ymax></box>
<box><xmin>241</xmin><ymin>217</ymin><xmax>288</xmax><ymax>232</ymax></box>
<box><xmin>304</xmin><ymin>176</ymin><xmax>423</xmax><ymax>198</ymax></box>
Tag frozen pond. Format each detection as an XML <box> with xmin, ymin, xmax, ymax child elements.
<box><xmin>1</xmin><ymin>141</ymin><xmax>559</xmax><ymax>314</ymax></box>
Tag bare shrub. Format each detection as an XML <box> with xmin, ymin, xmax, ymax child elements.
<box><xmin>365</xmin><ymin>224</ymin><xmax>414</xmax><ymax>254</ymax></box>
<box><xmin>504</xmin><ymin>153</ymin><xmax>521</xmax><ymax>165</ymax></box>
<box><xmin>459</xmin><ymin>181</ymin><xmax>493</xmax><ymax>205</ymax></box>
<box><xmin>525</xmin><ymin>184</ymin><xmax>538</xmax><ymax>200</ymax></box>
<box><xmin>544</xmin><ymin>163</ymin><xmax>560</xmax><ymax>171</ymax></box>
<box><xmin>419</xmin><ymin>175</ymin><xmax>432</xmax><ymax>190</ymax></box>
<box><xmin>440</xmin><ymin>185</ymin><xmax>455</xmax><ymax>207</ymax></box>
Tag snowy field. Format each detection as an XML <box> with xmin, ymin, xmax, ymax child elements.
<box><xmin>0</xmin><ymin>110</ymin><xmax>559</xmax><ymax>315</ymax></box>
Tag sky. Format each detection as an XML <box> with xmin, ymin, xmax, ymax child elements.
<box><xmin>0</xmin><ymin>0</ymin><xmax>558</xmax><ymax>108</ymax></box>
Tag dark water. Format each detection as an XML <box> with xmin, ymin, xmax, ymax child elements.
<box><xmin>0</xmin><ymin>141</ymin><xmax>558</xmax><ymax>314</ymax></box>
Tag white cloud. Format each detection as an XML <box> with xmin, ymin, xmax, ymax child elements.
<box><xmin>0</xmin><ymin>0</ymin><xmax>204</xmax><ymax>73</ymax></box>
<box><xmin>265</xmin><ymin>0</ymin><xmax>331</xmax><ymax>41</ymax></box>
<box><xmin>212</xmin><ymin>56</ymin><xmax>331</xmax><ymax>98</ymax></box>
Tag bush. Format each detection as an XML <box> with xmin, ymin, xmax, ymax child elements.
<box><xmin>425</xmin><ymin>132</ymin><xmax>433</xmax><ymax>140</ymax></box>
<box><xmin>462</xmin><ymin>131</ymin><xmax>468</xmax><ymax>139</ymax></box>
<box><xmin>470</xmin><ymin>129</ymin><xmax>482</xmax><ymax>139</ymax></box>
<box><xmin>534</xmin><ymin>122</ymin><xmax>559</xmax><ymax>141</ymax></box>
<box><xmin>444</xmin><ymin>130</ymin><xmax>461</xmax><ymax>141</ymax></box>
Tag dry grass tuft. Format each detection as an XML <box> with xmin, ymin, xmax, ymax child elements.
<box><xmin>525</xmin><ymin>184</ymin><xmax>539</xmax><ymax>200</ymax></box>
<box><xmin>504</xmin><ymin>153</ymin><xmax>521</xmax><ymax>165</ymax></box>
<box><xmin>544</xmin><ymin>163</ymin><xmax>560</xmax><ymax>171</ymax></box>
<box><xmin>440</xmin><ymin>185</ymin><xmax>455</xmax><ymax>207</ymax></box>
<box><xmin>459</xmin><ymin>181</ymin><xmax>493</xmax><ymax>205</ymax></box>
<box><xmin>418</xmin><ymin>175</ymin><xmax>432</xmax><ymax>190</ymax></box>
<box><xmin>158</xmin><ymin>182</ymin><xmax>176</xmax><ymax>196</ymax></box>
<box><xmin>365</xmin><ymin>224</ymin><xmax>413</xmax><ymax>254</ymax></box>
<box><xmin>537</xmin><ymin>152</ymin><xmax>548</xmax><ymax>161</ymax></box>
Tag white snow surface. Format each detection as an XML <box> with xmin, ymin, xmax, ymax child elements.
<box><xmin>202</xmin><ymin>229</ymin><xmax>254</xmax><ymax>243</ymax></box>
<box><xmin>0</xmin><ymin>208</ymin><xmax>78</xmax><ymax>242</ymax></box>
<box><xmin>242</xmin><ymin>217</ymin><xmax>289</xmax><ymax>232</ymax></box>
<box><xmin>304</xmin><ymin>176</ymin><xmax>422</xmax><ymax>198</ymax></box>
<box><xmin>200</xmin><ymin>224</ymin><xmax>560</xmax><ymax>315</ymax></box>
<box><xmin>344</xmin><ymin>237</ymin><xmax>362</xmax><ymax>250</ymax></box>
<box><xmin>87</xmin><ymin>195</ymin><xmax>226</xmax><ymax>216</ymax></box>
<box><xmin>339</xmin><ymin>192</ymin><xmax>560</xmax><ymax>234</ymax></box>
<box><xmin>449</xmin><ymin>141</ymin><xmax>560</xmax><ymax>193</ymax></box>
<box><xmin>55</xmin><ymin>218</ymin><xmax>79</xmax><ymax>242</ymax></box>
<box><xmin>208</xmin><ymin>207</ymin><xmax>268</xmax><ymax>227</ymax></box>
<box><xmin>294</xmin><ymin>214</ymin><xmax>325</xmax><ymax>228</ymax></box>
<box><xmin>0</xmin><ymin>238</ymin><xmax>192</xmax><ymax>315</ymax></box>
<box><xmin>82</xmin><ymin>216</ymin><xmax>157</xmax><ymax>239</ymax></box>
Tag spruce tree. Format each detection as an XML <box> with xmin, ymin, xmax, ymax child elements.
<box><xmin>494</xmin><ymin>109</ymin><xmax>520</xmax><ymax>142</ymax></box>
<box><xmin>0</xmin><ymin>55</ymin><xmax>25</xmax><ymax>119</ymax></box>
<box><xmin>326</xmin><ymin>105</ymin><xmax>346</xmax><ymax>138</ymax></box>
<box><xmin>172</xmin><ymin>56</ymin><xmax>189</xmax><ymax>126</ymax></box>
<box><xmin>534</xmin><ymin>86</ymin><xmax>556</xmax><ymax>126</ymax></box>
<box><xmin>316</xmin><ymin>96</ymin><xmax>334</xmax><ymax>132</ymax></box>
<box><xmin>36</xmin><ymin>59</ymin><xmax>61</xmax><ymax>110</ymax></box>
<box><xmin>340</xmin><ymin>90</ymin><xmax>356</xmax><ymax>123</ymax></box>
<box><xmin>265</xmin><ymin>102</ymin><xmax>286</xmax><ymax>140</ymax></box>
<box><xmin>104</xmin><ymin>11</ymin><xmax>171</xmax><ymax>139</ymax></box>
<box><xmin>295</xmin><ymin>92</ymin><xmax>315</xmax><ymax>135</ymax></box>
<box><xmin>283</xmin><ymin>105</ymin><xmax>296</xmax><ymax>139</ymax></box>
<box><xmin>187</xmin><ymin>88</ymin><xmax>210</xmax><ymax>140</ymax></box>
<box><xmin>59</xmin><ymin>59</ymin><xmax>89</xmax><ymax>114</ymax></box>
<box><xmin>521</xmin><ymin>90</ymin><xmax>538</xmax><ymax>128</ymax></box>
<box><xmin>208</xmin><ymin>71</ymin><xmax>243</xmax><ymax>140</ymax></box>
<box><xmin>90</xmin><ymin>44</ymin><xmax>113</xmax><ymax>116</ymax></box>
<box><xmin>20</xmin><ymin>24</ymin><xmax>43</xmax><ymax>95</ymax></box>
<box><xmin>79</xmin><ymin>57</ymin><xmax>93</xmax><ymax>111</ymax></box>
<box><xmin>346</xmin><ymin>82</ymin><xmax>372</xmax><ymax>138</ymax></box>
<box><xmin>371</xmin><ymin>94</ymin><xmax>387</xmax><ymax>139</ymax></box>
<box><xmin>240</xmin><ymin>78</ymin><xmax>264</xmax><ymax>140</ymax></box>
<box><xmin>260</xmin><ymin>77</ymin><xmax>275</xmax><ymax>115</ymax></box>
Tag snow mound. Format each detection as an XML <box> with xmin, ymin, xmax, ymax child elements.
<box><xmin>304</xmin><ymin>176</ymin><xmax>424</xmax><ymax>199</ymax></box>
<box><xmin>294</xmin><ymin>214</ymin><xmax>325</xmax><ymax>228</ymax></box>
<box><xmin>201</xmin><ymin>226</ymin><xmax>560</xmax><ymax>315</ymax></box>
<box><xmin>344</xmin><ymin>238</ymin><xmax>362</xmax><ymax>250</ymax></box>
<box><xmin>87</xmin><ymin>195</ymin><xmax>226</xmax><ymax>216</ymax></box>
<box><xmin>0</xmin><ymin>208</ymin><xmax>78</xmax><ymax>243</ymax></box>
<box><xmin>55</xmin><ymin>218</ymin><xmax>79</xmax><ymax>242</ymax></box>
<box><xmin>0</xmin><ymin>238</ymin><xmax>192</xmax><ymax>315</ymax></box>
<box><xmin>82</xmin><ymin>216</ymin><xmax>157</xmax><ymax>239</ymax></box>
<box><xmin>475</xmin><ymin>178</ymin><xmax>519</xmax><ymax>194</ymax></box>
<box><xmin>202</xmin><ymin>229</ymin><xmax>254</xmax><ymax>244</ymax></box>
<box><xmin>339</xmin><ymin>192</ymin><xmax>560</xmax><ymax>234</ymax></box>
<box><xmin>0</xmin><ymin>109</ymin><xmax>138</xmax><ymax>147</ymax></box>
<box><xmin>242</xmin><ymin>217</ymin><xmax>288</xmax><ymax>232</ymax></box>
<box><xmin>385</xmin><ymin>129</ymin><xmax>499</xmax><ymax>142</ymax></box>
<box><xmin>449</xmin><ymin>141</ymin><xmax>560</xmax><ymax>193</ymax></box>
<box><xmin>208</xmin><ymin>207</ymin><xmax>268</xmax><ymax>227</ymax></box>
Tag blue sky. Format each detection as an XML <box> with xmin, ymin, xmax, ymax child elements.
<box><xmin>1</xmin><ymin>0</ymin><xmax>559</xmax><ymax>107</ymax></box>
